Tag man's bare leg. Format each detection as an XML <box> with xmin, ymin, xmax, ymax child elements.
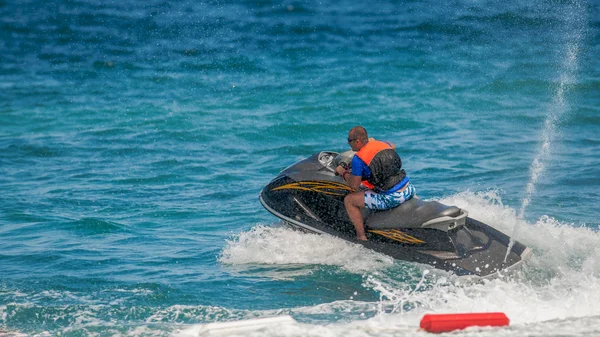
<box><xmin>344</xmin><ymin>191</ymin><xmax>367</xmax><ymax>241</ymax></box>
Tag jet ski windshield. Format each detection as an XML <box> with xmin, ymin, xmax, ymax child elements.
<box><xmin>317</xmin><ymin>150</ymin><xmax>356</xmax><ymax>172</ymax></box>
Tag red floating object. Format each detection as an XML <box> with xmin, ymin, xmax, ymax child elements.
<box><xmin>420</xmin><ymin>312</ymin><xmax>509</xmax><ymax>333</ymax></box>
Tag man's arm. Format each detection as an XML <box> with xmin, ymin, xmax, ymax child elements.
<box><xmin>335</xmin><ymin>165</ymin><xmax>362</xmax><ymax>190</ymax></box>
<box><xmin>345</xmin><ymin>174</ymin><xmax>362</xmax><ymax>190</ymax></box>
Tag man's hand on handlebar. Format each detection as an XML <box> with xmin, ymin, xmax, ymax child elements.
<box><xmin>335</xmin><ymin>163</ymin><xmax>349</xmax><ymax>176</ymax></box>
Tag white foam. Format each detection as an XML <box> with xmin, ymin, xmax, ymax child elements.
<box><xmin>219</xmin><ymin>225</ymin><xmax>394</xmax><ymax>274</ymax></box>
<box><xmin>175</xmin><ymin>315</ymin><xmax>296</xmax><ymax>337</ymax></box>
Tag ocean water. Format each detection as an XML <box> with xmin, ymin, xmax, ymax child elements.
<box><xmin>1</xmin><ymin>0</ymin><xmax>599</xmax><ymax>336</ymax></box>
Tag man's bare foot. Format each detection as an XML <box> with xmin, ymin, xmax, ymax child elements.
<box><xmin>357</xmin><ymin>236</ymin><xmax>368</xmax><ymax>241</ymax></box>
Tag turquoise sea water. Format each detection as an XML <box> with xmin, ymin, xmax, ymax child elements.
<box><xmin>1</xmin><ymin>0</ymin><xmax>599</xmax><ymax>336</ymax></box>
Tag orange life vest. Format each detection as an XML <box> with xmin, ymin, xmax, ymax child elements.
<box><xmin>355</xmin><ymin>140</ymin><xmax>405</xmax><ymax>191</ymax></box>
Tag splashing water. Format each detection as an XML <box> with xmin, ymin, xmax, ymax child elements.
<box><xmin>219</xmin><ymin>224</ymin><xmax>395</xmax><ymax>274</ymax></box>
<box><xmin>506</xmin><ymin>2</ymin><xmax>588</xmax><ymax>261</ymax></box>
<box><xmin>518</xmin><ymin>2</ymin><xmax>586</xmax><ymax>219</ymax></box>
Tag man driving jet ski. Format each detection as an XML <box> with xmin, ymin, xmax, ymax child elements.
<box><xmin>335</xmin><ymin>126</ymin><xmax>417</xmax><ymax>241</ymax></box>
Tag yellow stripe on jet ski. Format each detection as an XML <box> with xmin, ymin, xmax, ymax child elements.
<box><xmin>272</xmin><ymin>181</ymin><xmax>353</xmax><ymax>196</ymax></box>
<box><xmin>369</xmin><ymin>229</ymin><xmax>425</xmax><ymax>244</ymax></box>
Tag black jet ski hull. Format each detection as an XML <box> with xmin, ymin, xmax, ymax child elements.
<box><xmin>260</xmin><ymin>152</ymin><xmax>531</xmax><ymax>278</ymax></box>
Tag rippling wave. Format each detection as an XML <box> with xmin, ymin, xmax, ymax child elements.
<box><xmin>1</xmin><ymin>0</ymin><xmax>599</xmax><ymax>335</ymax></box>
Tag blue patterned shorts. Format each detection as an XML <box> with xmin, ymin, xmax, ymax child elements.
<box><xmin>364</xmin><ymin>183</ymin><xmax>416</xmax><ymax>210</ymax></box>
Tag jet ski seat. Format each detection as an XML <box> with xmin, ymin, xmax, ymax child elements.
<box><xmin>365</xmin><ymin>198</ymin><xmax>464</xmax><ymax>230</ymax></box>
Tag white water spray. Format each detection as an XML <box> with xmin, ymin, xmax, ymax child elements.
<box><xmin>519</xmin><ymin>52</ymin><xmax>580</xmax><ymax>219</ymax></box>
<box><xmin>505</xmin><ymin>3</ymin><xmax>586</xmax><ymax>261</ymax></box>
<box><xmin>518</xmin><ymin>6</ymin><xmax>585</xmax><ymax>219</ymax></box>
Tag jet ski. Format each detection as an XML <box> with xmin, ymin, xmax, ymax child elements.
<box><xmin>259</xmin><ymin>151</ymin><xmax>532</xmax><ymax>278</ymax></box>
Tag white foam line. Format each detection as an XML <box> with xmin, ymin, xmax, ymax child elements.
<box><xmin>174</xmin><ymin>316</ymin><xmax>296</xmax><ymax>337</ymax></box>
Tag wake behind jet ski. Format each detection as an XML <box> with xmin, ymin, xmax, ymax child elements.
<box><xmin>259</xmin><ymin>150</ymin><xmax>532</xmax><ymax>278</ymax></box>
